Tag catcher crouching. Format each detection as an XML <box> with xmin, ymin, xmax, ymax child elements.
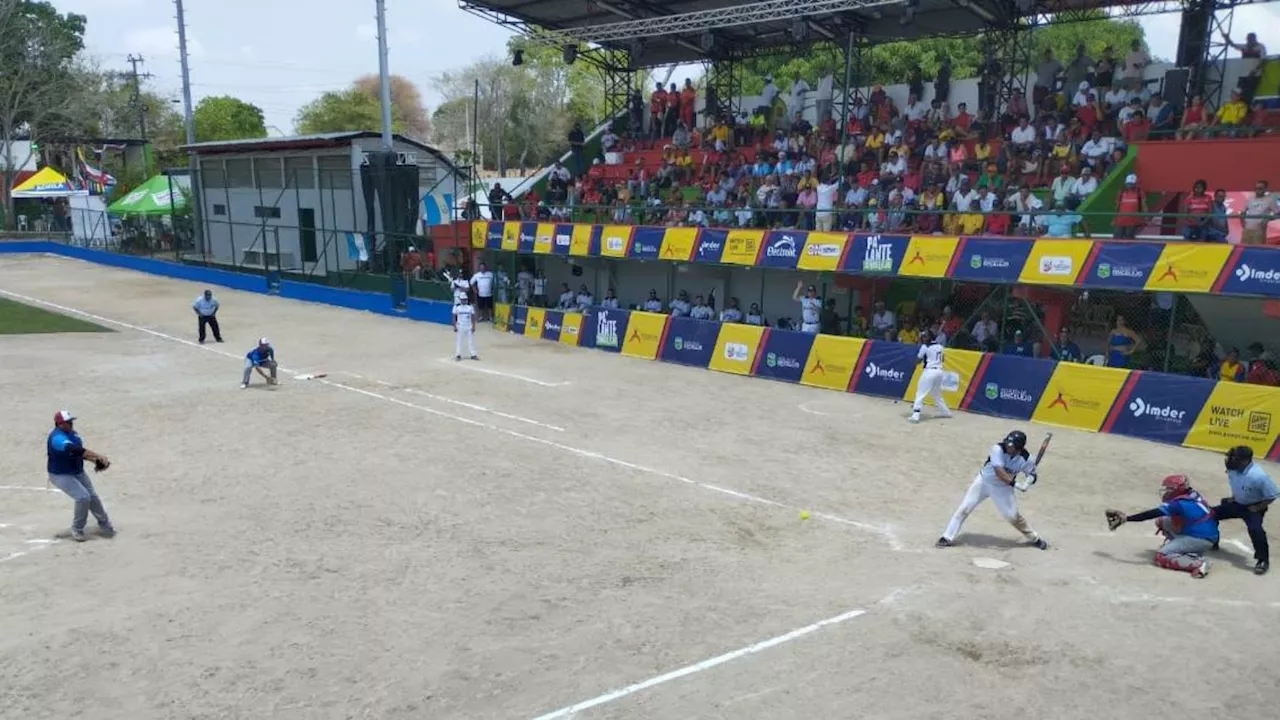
<box><xmin>1105</xmin><ymin>474</ymin><xmax>1218</xmax><ymax>578</ymax></box>
<box><xmin>46</xmin><ymin>410</ymin><xmax>115</xmax><ymax>542</ymax></box>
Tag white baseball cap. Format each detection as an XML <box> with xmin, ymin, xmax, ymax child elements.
<box><xmin>54</xmin><ymin>410</ymin><xmax>75</xmax><ymax>424</ymax></box>
<box><xmin>1125</xmin><ymin>174</ymin><xmax>1138</xmax><ymax>185</ymax></box>
<box><xmin>258</xmin><ymin>337</ymin><xmax>270</xmax><ymax>345</ymax></box>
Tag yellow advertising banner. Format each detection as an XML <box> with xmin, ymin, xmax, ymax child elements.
<box><xmin>524</xmin><ymin>308</ymin><xmax>546</xmax><ymax>340</ymax></box>
<box><xmin>899</xmin><ymin>236</ymin><xmax>959</xmax><ymax>278</ymax></box>
<box><xmin>1017</xmin><ymin>239</ymin><xmax>1094</xmax><ymax>286</ymax></box>
<box><xmin>533</xmin><ymin>223</ymin><xmax>555</xmax><ymax>254</ymax></box>
<box><xmin>470</xmin><ymin>220</ymin><xmax>487</xmax><ymax>248</ymax></box>
<box><xmin>599</xmin><ymin>225</ymin><xmax>633</xmax><ymax>258</ymax></box>
<box><xmin>1183</xmin><ymin>382</ymin><xmax>1280</xmax><ymax>453</ymax></box>
<box><xmin>621</xmin><ymin>311</ymin><xmax>668</xmax><ymax>360</ymax></box>
<box><xmin>722</xmin><ymin>229</ymin><xmax>765</xmax><ymax>266</ymax></box>
<box><xmin>708</xmin><ymin>323</ymin><xmax>766</xmax><ymax>376</ymax></box>
<box><xmin>558</xmin><ymin>312</ymin><xmax>583</xmax><ymax>346</ymax></box>
<box><xmin>1031</xmin><ymin>362</ymin><xmax>1131</xmax><ymax>432</ymax></box>
<box><xmin>570</xmin><ymin>224</ymin><xmax>595</xmax><ymax>256</ymax></box>
<box><xmin>493</xmin><ymin>303</ymin><xmax>510</xmax><ymax>332</ymax></box>
<box><xmin>1142</xmin><ymin>243</ymin><xmax>1233</xmax><ymax>293</ymax></box>
<box><xmin>659</xmin><ymin>227</ymin><xmax>698</xmax><ymax>262</ymax></box>
<box><xmin>797</xmin><ymin>232</ymin><xmax>848</xmax><ymax>272</ymax></box>
<box><xmin>499</xmin><ymin>222</ymin><xmax>521</xmax><ymax>252</ymax></box>
<box><xmin>901</xmin><ymin>347</ymin><xmax>981</xmax><ymax>407</ymax></box>
<box><xmin>801</xmin><ymin>335</ymin><xmax>865</xmax><ymax>392</ymax></box>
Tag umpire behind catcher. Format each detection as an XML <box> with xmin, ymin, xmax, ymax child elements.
<box><xmin>47</xmin><ymin>410</ymin><xmax>115</xmax><ymax>542</ymax></box>
<box><xmin>1215</xmin><ymin>446</ymin><xmax>1277</xmax><ymax>575</ymax></box>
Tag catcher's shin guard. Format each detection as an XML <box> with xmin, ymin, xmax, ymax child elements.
<box><xmin>1154</xmin><ymin>551</ymin><xmax>1206</xmax><ymax>574</ymax></box>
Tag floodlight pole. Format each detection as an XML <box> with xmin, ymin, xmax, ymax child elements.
<box><xmin>375</xmin><ymin>0</ymin><xmax>394</xmax><ymax>150</ymax></box>
<box><xmin>838</xmin><ymin>30</ymin><xmax>854</xmax><ymax>168</ymax></box>
<box><xmin>175</xmin><ymin>0</ymin><xmax>203</xmax><ymax>255</ymax></box>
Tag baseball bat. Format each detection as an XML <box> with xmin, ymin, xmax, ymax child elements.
<box><xmin>1032</xmin><ymin>432</ymin><xmax>1053</xmax><ymax>466</ymax></box>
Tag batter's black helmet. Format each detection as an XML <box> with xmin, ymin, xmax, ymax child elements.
<box><xmin>1225</xmin><ymin>445</ymin><xmax>1254</xmax><ymax>472</ymax></box>
<box><xmin>1003</xmin><ymin>430</ymin><xmax>1028</xmax><ymax>451</ymax></box>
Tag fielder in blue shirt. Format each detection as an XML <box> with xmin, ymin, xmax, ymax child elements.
<box><xmin>241</xmin><ymin>337</ymin><xmax>278</xmax><ymax>389</ymax></box>
<box><xmin>46</xmin><ymin>410</ymin><xmax>115</xmax><ymax>542</ymax></box>
<box><xmin>1214</xmin><ymin>445</ymin><xmax>1277</xmax><ymax>575</ymax></box>
<box><xmin>1105</xmin><ymin>474</ymin><xmax>1218</xmax><ymax>578</ymax></box>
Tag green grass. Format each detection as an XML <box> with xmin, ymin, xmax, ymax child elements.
<box><xmin>0</xmin><ymin>297</ymin><xmax>112</xmax><ymax>334</ymax></box>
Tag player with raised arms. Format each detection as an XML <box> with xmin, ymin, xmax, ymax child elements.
<box><xmin>909</xmin><ymin>329</ymin><xmax>951</xmax><ymax>424</ymax></box>
<box><xmin>936</xmin><ymin>430</ymin><xmax>1048</xmax><ymax>550</ymax></box>
<box><xmin>1105</xmin><ymin>474</ymin><xmax>1218</xmax><ymax>578</ymax></box>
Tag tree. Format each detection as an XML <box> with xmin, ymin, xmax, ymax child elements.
<box><xmin>294</xmin><ymin>75</ymin><xmax>428</xmax><ymax>139</ymax></box>
<box><xmin>352</xmin><ymin>74</ymin><xmax>429</xmax><ymax>140</ymax></box>
<box><xmin>193</xmin><ymin>96</ymin><xmax>267</xmax><ymax>142</ymax></box>
<box><xmin>0</xmin><ymin>0</ymin><xmax>87</xmax><ymax>227</ymax></box>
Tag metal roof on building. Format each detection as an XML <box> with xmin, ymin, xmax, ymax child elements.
<box><xmin>183</xmin><ymin>131</ymin><xmax>458</xmax><ymax>170</ymax></box>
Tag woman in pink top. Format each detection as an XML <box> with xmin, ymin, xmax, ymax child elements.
<box><xmin>797</xmin><ymin>186</ymin><xmax>818</xmax><ymax>229</ymax></box>
<box><xmin>948</xmin><ymin>140</ymin><xmax>968</xmax><ymax>167</ymax></box>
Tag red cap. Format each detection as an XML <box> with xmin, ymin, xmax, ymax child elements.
<box><xmin>54</xmin><ymin>410</ymin><xmax>75</xmax><ymax>425</ymax></box>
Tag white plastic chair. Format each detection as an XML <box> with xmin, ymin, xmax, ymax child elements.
<box><xmin>1085</xmin><ymin>354</ymin><xmax>1106</xmax><ymax>366</ymax></box>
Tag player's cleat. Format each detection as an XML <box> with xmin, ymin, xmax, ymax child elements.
<box><xmin>70</xmin><ymin>529</ymin><xmax>87</xmax><ymax>542</ymax></box>
<box><xmin>1255</xmin><ymin>560</ymin><xmax>1269</xmax><ymax>575</ymax></box>
<box><xmin>938</xmin><ymin>411</ymin><xmax>953</xmax><ymax>419</ymax></box>
<box><xmin>909</xmin><ymin>414</ymin><xmax>921</xmax><ymax>424</ymax></box>
<box><xmin>97</xmin><ymin>526</ymin><xmax>116</xmax><ymax>539</ymax></box>
<box><xmin>935</xmin><ymin>537</ymin><xmax>954</xmax><ymax>548</ymax></box>
<box><xmin>1031</xmin><ymin>538</ymin><xmax>1049</xmax><ymax>550</ymax></box>
<box><xmin>240</xmin><ymin>383</ymin><xmax>248</xmax><ymax>389</ymax></box>
<box><xmin>454</xmin><ymin>355</ymin><xmax>462</xmax><ymax>361</ymax></box>
<box><xmin>470</xmin><ymin>355</ymin><xmax>479</xmax><ymax>360</ymax></box>
<box><xmin>1192</xmin><ymin>559</ymin><xmax>1211</xmax><ymax>579</ymax></box>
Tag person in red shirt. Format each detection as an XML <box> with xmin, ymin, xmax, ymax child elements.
<box><xmin>1075</xmin><ymin>93</ymin><xmax>1099</xmax><ymax>133</ymax></box>
<box><xmin>856</xmin><ymin>161</ymin><xmax>878</xmax><ymax>188</ymax></box>
<box><xmin>1247</xmin><ymin>358</ymin><xmax>1280</xmax><ymax>386</ymax></box>
<box><xmin>679</xmin><ymin>79</ymin><xmax>697</xmax><ymax>129</ymax></box>
<box><xmin>952</xmin><ymin>102</ymin><xmax>973</xmax><ymax>135</ymax></box>
<box><xmin>984</xmin><ymin>197</ymin><xmax>1011</xmax><ymax>235</ymax></box>
<box><xmin>1113</xmin><ymin>174</ymin><xmax>1147</xmax><ymax>239</ymax></box>
<box><xmin>1122</xmin><ymin>109</ymin><xmax>1151</xmax><ymax>142</ymax></box>
<box><xmin>649</xmin><ymin>83</ymin><xmax>668</xmax><ymax>140</ymax></box>
<box><xmin>1182</xmin><ymin>179</ymin><xmax>1215</xmax><ymax>240</ymax></box>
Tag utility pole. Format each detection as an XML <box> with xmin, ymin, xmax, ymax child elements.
<box><xmin>174</xmin><ymin>0</ymin><xmax>203</xmax><ymax>256</ymax></box>
<box><xmin>124</xmin><ymin>54</ymin><xmax>154</xmax><ymax>141</ymax></box>
<box><xmin>374</xmin><ymin>0</ymin><xmax>393</xmax><ymax>150</ymax></box>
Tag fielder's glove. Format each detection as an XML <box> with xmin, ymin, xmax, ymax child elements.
<box><xmin>1105</xmin><ymin>509</ymin><xmax>1127</xmax><ymax>531</ymax></box>
<box><xmin>93</xmin><ymin>457</ymin><xmax>111</xmax><ymax>473</ymax></box>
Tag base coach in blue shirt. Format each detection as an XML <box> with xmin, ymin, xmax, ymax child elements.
<box><xmin>47</xmin><ymin>410</ymin><xmax>115</xmax><ymax>542</ymax></box>
<box><xmin>1215</xmin><ymin>445</ymin><xmax>1278</xmax><ymax>575</ymax></box>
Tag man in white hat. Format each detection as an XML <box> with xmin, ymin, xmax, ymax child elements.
<box><xmin>241</xmin><ymin>337</ymin><xmax>278</xmax><ymax>389</ymax></box>
<box><xmin>47</xmin><ymin>410</ymin><xmax>115</xmax><ymax>542</ymax></box>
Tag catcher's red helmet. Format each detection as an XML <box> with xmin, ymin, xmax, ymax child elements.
<box><xmin>1160</xmin><ymin>474</ymin><xmax>1192</xmax><ymax>501</ymax></box>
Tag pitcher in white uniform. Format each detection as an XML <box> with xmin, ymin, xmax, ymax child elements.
<box><xmin>453</xmin><ymin>297</ymin><xmax>479</xmax><ymax>361</ymax></box>
<box><xmin>937</xmin><ymin>430</ymin><xmax>1048</xmax><ymax>550</ymax></box>
<box><xmin>909</xmin><ymin>330</ymin><xmax>952</xmax><ymax>423</ymax></box>
<box><xmin>792</xmin><ymin>281</ymin><xmax>822</xmax><ymax>333</ymax></box>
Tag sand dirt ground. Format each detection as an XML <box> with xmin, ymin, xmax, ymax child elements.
<box><xmin>1</xmin><ymin>253</ymin><xmax>1278</xmax><ymax>720</ymax></box>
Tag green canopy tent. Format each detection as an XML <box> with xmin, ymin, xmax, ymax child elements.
<box><xmin>106</xmin><ymin>173</ymin><xmax>189</xmax><ymax>215</ymax></box>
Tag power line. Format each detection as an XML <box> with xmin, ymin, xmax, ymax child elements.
<box><xmin>121</xmin><ymin>54</ymin><xmax>155</xmax><ymax>141</ymax></box>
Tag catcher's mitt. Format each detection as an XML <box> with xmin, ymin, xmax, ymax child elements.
<box><xmin>93</xmin><ymin>457</ymin><xmax>111</xmax><ymax>473</ymax></box>
<box><xmin>1105</xmin><ymin>508</ymin><xmax>1127</xmax><ymax>531</ymax></box>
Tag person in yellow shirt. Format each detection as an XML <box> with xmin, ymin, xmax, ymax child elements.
<box><xmin>1213</xmin><ymin>89</ymin><xmax>1248</xmax><ymax>132</ymax></box>
<box><xmin>971</xmin><ymin>138</ymin><xmax>992</xmax><ymax>172</ymax></box>
<box><xmin>1219</xmin><ymin>347</ymin><xmax>1246</xmax><ymax>382</ymax></box>
<box><xmin>710</xmin><ymin>120</ymin><xmax>731</xmax><ymax>151</ymax></box>
<box><xmin>898</xmin><ymin>319</ymin><xmax>920</xmax><ymax>345</ymax></box>
<box><xmin>865</xmin><ymin>126</ymin><xmax>886</xmax><ymax>162</ymax></box>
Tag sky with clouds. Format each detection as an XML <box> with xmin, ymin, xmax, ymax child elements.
<box><xmin>57</xmin><ymin>0</ymin><xmax>1280</xmax><ymax>134</ymax></box>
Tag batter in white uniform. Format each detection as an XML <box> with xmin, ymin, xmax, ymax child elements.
<box><xmin>909</xmin><ymin>330</ymin><xmax>952</xmax><ymax>424</ymax></box>
<box><xmin>937</xmin><ymin>430</ymin><xmax>1048</xmax><ymax>550</ymax></box>
<box><xmin>792</xmin><ymin>281</ymin><xmax>822</xmax><ymax>333</ymax></box>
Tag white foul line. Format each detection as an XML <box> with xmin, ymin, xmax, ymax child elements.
<box><xmin>0</xmin><ymin>287</ymin><xmax>903</xmax><ymax>551</ymax></box>
<box><xmin>401</xmin><ymin>387</ymin><xmax>565</xmax><ymax>432</ymax></box>
<box><xmin>435</xmin><ymin>357</ymin><xmax>570</xmax><ymax>387</ymax></box>
<box><xmin>0</xmin><ymin>486</ymin><xmax>59</xmax><ymax>493</ymax></box>
<box><xmin>529</xmin><ymin>608</ymin><xmax>868</xmax><ymax>720</ymax></box>
<box><xmin>1226</xmin><ymin>538</ymin><xmax>1253</xmax><ymax>554</ymax></box>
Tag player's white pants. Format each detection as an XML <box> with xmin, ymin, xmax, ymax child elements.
<box><xmin>456</xmin><ymin>326</ymin><xmax>476</xmax><ymax>358</ymax></box>
<box><xmin>912</xmin><ymin>368</ymin><xmax>951</xmax><ymax>415</ymax></box>
<box><xmin>800</xmin><ymin>322</ymin><xmax>820</xmax><ymax>334</ymax></box>
<box><xmin>942</xmin><ymin>474</ymin><xmax>1041</xmax><ymax>543</ymax></box>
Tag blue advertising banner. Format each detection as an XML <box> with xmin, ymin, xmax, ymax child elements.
<box><xmin>1082</xmin><ymin>241</ymin><xmax>1163</xmax><ymax>290</ymax></box>
<box><xmin>628</xmin><ymin>226</ymin><xmax>666</xmax><ymax>260</ymax></box>
<box><xmin>694</xmin><ymin>229</ymin><xmax>727</xmax><ymax>264</ymax></box>
<box><xmin>509</xmin><ymin>305</ymin><xmax>528</xmax><ymax>336</ymax></box>
<box><xmin>757</xmin><ymin>231</ymin><xmax>804</xmax><ymax>270</ymax></box>
<box><xmin>552</xmin><ymin>224</ymin><xmax>574</xmax><ymax>255</ymax></box>
<box><xmin>950</xmin><ymin>237</ymin><xmax>1034</xmax><ymax>283</ymax></box>
<box><xmin>850</xmin><ymin>340</ymin><xmax>917</xmax><ymax>397</ymax></box>
<box><xmin>485</xmin><ymin>221</ymin><xmax>504</xmax><ymax>250</ymax></box>
<box><xmin>588</xmin><ymin>307</ymin><xmax>630</xmax><ymax>353</ymax></box>
<box><xmin>753</xmin><ymin>329</ymin><xmax>814</xmax><ymax>383</ymax></box>
<box><xmin>842</xmin><ymin>233</ymin><xmax>911</xmax><ymax>274</ymax></box>
<box><xmin>659</xmin><ymin>316</ymin><xmax>720</xmax><ymax>367</ymax></box>
<box><xmin>1105</xmin><ymin>372</ymin><xmax>1215</xmax><ymax>445</ymax></box>
<box><xmin>540</xmin><ymin>310</ymin><xmax>564</xmax><ymax>342</ymax></box>
<box><xmin>965</xmin><ymin>355</ymin><xmax>1055</xmax><ymax>420</ymax></box>
<box><xmin>517</xmin><ymin>222</ymin><xmax>537</xmax><ymax>254</ymax></box>
<box><xmin>1219</xmin><ymin>246</ymin><xmax>1280</xmax><ymax>298</ymax></box>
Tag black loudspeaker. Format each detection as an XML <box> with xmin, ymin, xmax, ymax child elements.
<box><xmin>360</xmin><ymin>150</ymin><xmax>422</xmax><ymax>271</ymax></box>
<box><xmin>1162</xmin><ymin>68</ymin><xmax>1190</xmax><ymax>107</ymax></box>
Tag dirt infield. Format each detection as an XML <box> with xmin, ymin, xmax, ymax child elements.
<box><xmin>2</xmin><ymin>253</ymin><xmax>1278</xmax><ymax>720</ymax></box>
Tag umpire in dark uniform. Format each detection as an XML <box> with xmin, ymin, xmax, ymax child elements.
<box><xmin>1215</xmin><ymin>446</ymin><xmax>1278</xmax><ymax>575</ymax></box>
